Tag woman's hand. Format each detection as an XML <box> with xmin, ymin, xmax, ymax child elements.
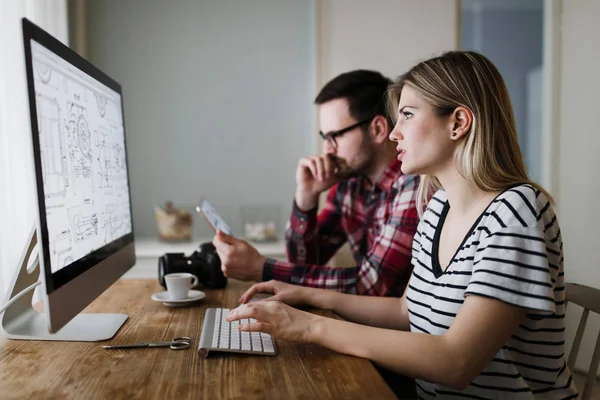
<box><xmin>239</xmin><ymin>280</ymin><xmax>311</xmax><ymax>306</ymax></box>
<box><xmin>227</xmin><ymin>301</ymin><xmax>321</xmax><ymax>344</ymax></box>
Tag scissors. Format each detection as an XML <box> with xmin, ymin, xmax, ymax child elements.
<box><xmin>102</xmin><ymin>336</ymin><xmax>192</xmax><ymax>350</ymax></box>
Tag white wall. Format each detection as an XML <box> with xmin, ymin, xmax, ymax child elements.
<box><xmin>0</xmin><ymin>0</ymin><xmax>69</xmax><ymax>305</ymax></box>
<box><xmin>559</xmin><ymin>0</ymin><xmax>600</xmax><ymax>377</ymax></box>
<box><xmin>316</xmin><ymin>0</ymin><xmax>458</xmax><ymax>90</ymax></box>
<box><xmin>85</xmin><ymin>0</ymin><xmax>315</xmax><ymax>239</ymax></box>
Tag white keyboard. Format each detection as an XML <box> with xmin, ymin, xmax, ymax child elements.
<box><xmin>198</xmin><ymin>308</ymin><xmax>277</xmax><ymax>358</ymax></box>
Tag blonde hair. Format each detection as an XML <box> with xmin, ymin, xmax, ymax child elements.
<box><xmin>387</xmin><ymin>51</ymin><xmax>552</xmax><ymax>214</ymax></box>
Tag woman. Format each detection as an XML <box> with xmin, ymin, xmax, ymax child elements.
<box><xmin>226</xmin><ymin>51</ymin><xmax>578</xmax><ymax>399</ymax></box>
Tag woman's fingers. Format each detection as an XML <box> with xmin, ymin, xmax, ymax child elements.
<box><xmin>238</xmin><ymin>320</ymin><xmax>271</xmax><ymax>334</ymax></box>
<box><xmin>227</xmin><ymin>302</ymin><xmax>270</xmax><ymax>322</ymax></box>
<box><xmin>239</xmin><ymin>282</ymin><xmax>275</xmax><ymax>303</ymax></box>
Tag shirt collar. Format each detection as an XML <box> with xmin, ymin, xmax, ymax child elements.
<box><xmin>362</xmin><ymin>159</ymin><xmax>404</xmax><ymax>192</ymax></box>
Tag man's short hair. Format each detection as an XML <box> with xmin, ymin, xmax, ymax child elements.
<box><xmin>315</xmin><ymin>70</ymin><xmax>393</xmax><ymax>130</ymax></box>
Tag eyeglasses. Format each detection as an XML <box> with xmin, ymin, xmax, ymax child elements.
<box><xmin>319</xmin><ymin>117</ymin><xmax>374</xmax><ymax>148</ymax></box>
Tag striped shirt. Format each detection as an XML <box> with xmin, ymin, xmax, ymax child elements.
<box><xmin>408</xmin><ymin>185</ymin><xmax>578</xmax><ymax>399</ymax></box>
<box><xmin>262</xmin><ymin>159</ymin><xmax>420</xmax><ymax>296</ymax></box>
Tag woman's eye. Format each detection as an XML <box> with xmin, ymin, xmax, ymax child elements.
<box><xmin>402</xmin><ymin>111</ymin><xmax>413</xmax><ymax>120</ymax></box>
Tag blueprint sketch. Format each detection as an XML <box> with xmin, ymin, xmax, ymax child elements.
<box><xmin>31</xmin><ymin>40</ymin><xmax>132</xmax><ymax>273</ymax></box>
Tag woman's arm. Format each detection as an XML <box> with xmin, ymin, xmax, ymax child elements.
<box><xmin>239</xmin><ymin>280</ymin><xmax>410</xmax><ymax>330</ymax></box>
<box><xmin>310</xmin><ymin>286</ymin><xmax>410</xmax><ymax>331</ymax></box>
<box><xmin>311</xmin><ymin>295</ymin><xmax>527</xmax><ymax>389</ymax></box>
<box><xmin>230</xmin><ymin>294</ymin><xmax>526</xmax><ymax>390</ymax></box>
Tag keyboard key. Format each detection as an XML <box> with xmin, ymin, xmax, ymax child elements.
<box><xmin>219</xmin><ymin>313</ymin><xmax>230</xmax><ymax>349</ymax></box>
<box><xmin>251</xmin><ymin>332</ymin><xmax>262</xmax><ymax>351</ymax></box>
<box><xmin>241</xmin><ymin>331</ymin><xmax>251</xmax><ymax>351</ymax></box>
<box><xmin>261</xmin><ymin>333</ymin><xmax>275</xmax><ymax>353</ymax></box>
<box><xmin>211</xmin><ymin>309</ymin><xmax>222</xmax><ymax>348</ymax></box>
<box><xmin>231</xmin><ymin>320</ymin><xmax>240</xmax><ymax>350</ymax></box>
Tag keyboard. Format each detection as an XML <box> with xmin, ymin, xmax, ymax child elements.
<box><xmin>198</xmin><ymin>308</ymin><xmax>277</xmax><ymax>358</ymax></box>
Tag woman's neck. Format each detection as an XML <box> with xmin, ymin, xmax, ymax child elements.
<box><xmin>435</xmin><ymin>169</ymin><xmax>498</xmax><ymax>217</ymax></box>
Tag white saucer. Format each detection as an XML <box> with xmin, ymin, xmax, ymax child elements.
<box><xmin>151</xmin><ymin>290</ymin><xmax>206</xmax><ymax>306</ymax></box>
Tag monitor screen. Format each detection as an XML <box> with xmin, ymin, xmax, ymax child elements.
<box><xmin>24</xmin><ymin>23</ymin><xmax>135</xmax><ymax>296</ymax></box>
<box><xmin>31</xmin><ymin>40</ymin><xmax>132</xmax><ymax>275</ymax></box>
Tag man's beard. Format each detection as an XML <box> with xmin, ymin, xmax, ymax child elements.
<box><xmin>334</xmin><ymin>141</ymin><xmax>376</xmax><ymax>180</ymax></box>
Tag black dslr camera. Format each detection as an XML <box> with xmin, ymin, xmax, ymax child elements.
<box><xmin>158</xmin><ymin>242</ymin><xmax>227</xmax><ymax>289</ymax></box>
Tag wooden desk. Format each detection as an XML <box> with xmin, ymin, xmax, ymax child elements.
<box><xmin>0</xmin><ymin>279</ymin><xmax>396</xmax><ymax>399</ymax></box>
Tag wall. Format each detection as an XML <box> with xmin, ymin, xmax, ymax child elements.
<box><xmin>316</xmin><ymin>0</ymin><xmax>458</xmax><ymax>90</ymax></box>
<box><xmin>85</xmin><ymin>0</ymin><xmax>314</xmax><ymax>239</ymax></box>
<box><xmin>0</xmin><ymin>0</ymin><xmax>69</xmax><ymax>303</ymax></box>
<box><xmin>559</xmin><ymin>0</ymin><xmax>600</xmax><ymax>377</ymax></box>
<box><xmin>83</xmin><ymin>0</ymin><xmax>458</xmax><ymax>251</ymax></box>
<box><xmin>461</xmin><ymin>2</ymin><xmax>544</xmax><ymax>182</ymax></box>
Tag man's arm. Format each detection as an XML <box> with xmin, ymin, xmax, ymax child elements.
<box><xmin>285</xmin><ymin>184</ymin><xmax>347</xmax><ymax>266</ymax></box>
<box><xmin>265</xmin><ymin>175</ymin><xmax>420</xmax><ymax>296</ymax></box>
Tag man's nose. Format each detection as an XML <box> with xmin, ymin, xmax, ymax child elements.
<box><xmin>323</xmin><ymin>139</ymin><xmax>336</xmax><ymax>154</ymax></box>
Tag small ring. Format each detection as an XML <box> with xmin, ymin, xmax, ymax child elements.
<box><xmin>170</xmin><ymin>342</ymin><xmax>190</xmax><ymax>350</ymax></box>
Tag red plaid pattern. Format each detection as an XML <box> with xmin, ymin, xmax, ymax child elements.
<box><xmin>262</xmin><ymin>160</ymin><xmax>420</xmax><ymax>297</ymax></box>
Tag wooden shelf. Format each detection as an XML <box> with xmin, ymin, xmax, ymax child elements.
<box><xmin>123</xmin><ymin>238</ymin><xmax>287</xmax><ymax>279</ymax></box>
<box><xmin>135</xmin><ymin>238</ymin><xmax>286</xmax><ymax>258</ymax></box>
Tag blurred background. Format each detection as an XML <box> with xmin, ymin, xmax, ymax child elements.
<box><xmin>73</xmin><ymin>0</ymin><xmax>549</xmax><ymax>240</ymax></box>
<box><xmin>1</xmin><ymin>0</ymin><xmax>599</xmax><ymax>385</ymax></box>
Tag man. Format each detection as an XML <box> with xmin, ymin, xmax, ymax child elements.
<box><xmin>213</xmin><ymin>70</ymin><xmax>419</xmax><ymax>296</ymax></box>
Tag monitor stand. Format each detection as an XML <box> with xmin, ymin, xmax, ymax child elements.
<box><xmin>1</xmin><ymin>227</ymin><xmax>128</xmax><ymax>341</ymax></box>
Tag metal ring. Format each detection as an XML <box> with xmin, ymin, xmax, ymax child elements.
<box><xmin>170</xmin><ymin>341</ymin><xmax>190</xmax><ymax>350</ymax></box>
<box><xmin>170</xmin><ymin>337</ymin><xmax>192</xmax><ymax>350</ymax></box>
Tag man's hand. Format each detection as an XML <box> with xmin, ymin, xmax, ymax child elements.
<box><xmin>295</xmin><ymin>154</ymin><xmax>340</xmax><ymax>211</ymax></box>
<box><xmin>212</xmin><ymin>230</ymin><xmax>266</xmax><ymax>281</ymax></box>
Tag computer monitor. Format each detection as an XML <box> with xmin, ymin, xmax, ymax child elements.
<box><xmin>0</xmin><ymin>18</ymin><xmax>135</xmax><ymax>341</ymax></box>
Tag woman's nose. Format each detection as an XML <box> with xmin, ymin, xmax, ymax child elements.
<box><xmin>389</xmin><ymin>123</ymin><xmax>402</xmax><ymax>142</ymax></box>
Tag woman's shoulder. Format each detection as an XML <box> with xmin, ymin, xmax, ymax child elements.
<box><xmin>423</xmin><ymin>189</ymin><xmax>447</xmax><ymax>214</ymax></box>
<box><xmin>490</xmin><ymin>184</ymin><xmax>556</xmax><ymax>229</ymax></box>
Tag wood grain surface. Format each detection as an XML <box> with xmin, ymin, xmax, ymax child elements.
<box><xmin>0</xmin><ymin>279</ymin><xmax>396</xmax><ymax>399</ymax></box>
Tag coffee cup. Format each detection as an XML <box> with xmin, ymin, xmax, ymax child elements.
<box><xmin>164</xmin><ymin>272</ymin><xmax>199</xmax><ymax>300</ymax></box>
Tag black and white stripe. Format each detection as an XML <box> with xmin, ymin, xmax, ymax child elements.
<box><xmin>408</xmin><ymin>185</ymin><xmax>578</xmax><ymax>399</ymax></box>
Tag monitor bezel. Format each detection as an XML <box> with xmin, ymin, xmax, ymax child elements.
<box><xmin>22</xmin><ymin>18</ymin><xmax>135</xmax><ymax>295</ymax></box>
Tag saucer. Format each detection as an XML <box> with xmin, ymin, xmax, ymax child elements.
<box><xmin>151</xmin><ymin>290</ymin><xmax>206</xmax><ymax>306</ymax></box>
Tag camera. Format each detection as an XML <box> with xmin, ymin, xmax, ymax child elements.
<box><xmin>158</xmin><ymin>242</ymin><xmax>227</xmax><ymax>289</ymax></box>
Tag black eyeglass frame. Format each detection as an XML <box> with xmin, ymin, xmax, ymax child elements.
<box><xmin>319</xmin><ymin>117</ymin><xmax>375</xmax><ymax>148</ymax></box>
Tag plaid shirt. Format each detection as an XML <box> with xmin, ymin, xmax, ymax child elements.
<box><xmin>262</xmin><ymin>159</ymin><xmax>420</xmax><ymax>297</ymax></box>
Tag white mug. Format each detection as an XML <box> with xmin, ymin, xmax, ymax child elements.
<box><xmin>164</xmin><ymin>273</ymin><xmax>199</xmax><ymax>300</ymax></box>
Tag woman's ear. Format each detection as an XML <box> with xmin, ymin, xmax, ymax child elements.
<box><xmin>449</xmin><ymin>106</ymin><xmax>473</xmax><ymax>141</ymax></box>
<box><xmin>370</xmin><ymin>115</ymin><xmax>390</xmax><ymax>144</ymax></box>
